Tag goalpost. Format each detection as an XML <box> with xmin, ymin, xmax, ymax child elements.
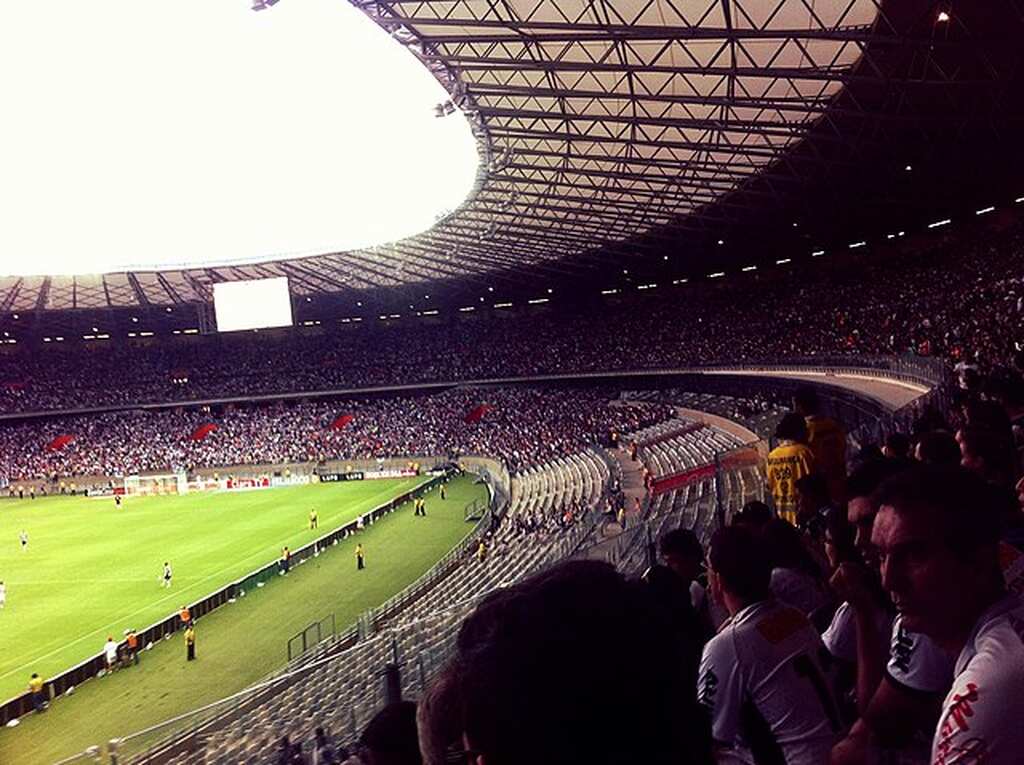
<box><xmin>123</xmin><ymin>472</ymin><xmax>189</xmax><ymax>497</ymax></box>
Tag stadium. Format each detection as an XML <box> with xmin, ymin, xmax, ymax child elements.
<box><xmin>1</xmin><ymin>0</ymin><xmax>1023</xmax><ymax>763</ymax></box>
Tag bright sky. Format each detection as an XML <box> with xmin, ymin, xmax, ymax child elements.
<box><xmin>0</xmin><ymin>0</ymin><xmax>479</xmax><ymax>277</ymax></box>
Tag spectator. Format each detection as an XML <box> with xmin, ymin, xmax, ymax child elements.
<box><xmin>766</xmin><ymin>413</ymin><xmax>815</xmax><ymax>524</ymax></box>
<box><xmin>882</xmin><ymin>432</ymin><xmax>912</xmax><ymax>462</ymax></box>
<box><xmin>27</xmin><ymin>673</ymin><xmax>46</xmax><ymax>712</ymax></box>
<box><xmin>434</xmin><ymin>560</ymin><xmax>712</xmax><ymax>765</ymax></box>
<box><xmin>311</xmin><ymin>727</ymin><xmax>340</xmax><ymax>765</ymax></box>
<box><xmin>356</xmin><ymin>702</ymin><xmax>421</xmax><ymax>765</ymax></box>
<box><xmin>732</xmin><ymin>500</ymin><xmax>773</xmax><ymax>532</ymax></box>
<box><xmin>794</xmin><ymin>472</ymin><xmax>834</xmax><ymax>540</ymax></box>
<box><xmin>103</xmin><ymin>636</ymin><xmax>119</xmax><ymax>673</ymax></box>
<box><xmin>872</xmin><ymin>466</ymin><xmax>1024</xmax><ymax>762</ymax></box>
<box><xmin>699</xmin><ymin>525</ymin><xmax>840</xmax><ymax>763</ymax></box>
<box><xmin>958</xmin><ymin>425</ymin><xmax>1019</xmax><ymax>489</ymax></box>
<box><xmin>914</xmin><ymin>430</ymin><xmax>962</xmax><ymax>468</ymax></box>
<box><xmin>830</xmin><ymin>458</ymin><xmax>954</xmax><ymax>763</ymax></box>
<box><xmin>659</xmin><ymin>527</ymin><xmax>710</xmax><ymax>620</ymax></box>
<box><xmin>794</xmin><ymin>387</ymin><xmax>847</xmax><ymax>503</ymax></box>
<box><xmin>762</xmin><ymin>518</ymin><xmax>832</xmax><ymax>626</ymax></box>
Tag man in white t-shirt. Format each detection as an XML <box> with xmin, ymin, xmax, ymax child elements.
<box><xmin>104</xmin><ymin>636</ymin><xmax>119</xmax><ymax>671</ymax></box>
<box><xmin>870</xmin><ymin>466</ymin><xmax>1024</xmax><ymax>764</ymax></box>
<box><xmin>698</xmin><ymin>526</ymin><xmax>841</xmax><ymax>764</ymax></box>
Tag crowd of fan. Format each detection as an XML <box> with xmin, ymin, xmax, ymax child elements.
<box><xmin>0</xmin><ymin>389</ymin><xmax>671</xmax><ymax>482</ymax></box>
<box><xmin>394</xmin><ymin>370</ymin><xmax>1024</xmax><ymax>765</ymax></box>
<box><xmin>1</xmin><ymin>219</ymin><xmax>1022</xmax><ymax>414</ymax></box>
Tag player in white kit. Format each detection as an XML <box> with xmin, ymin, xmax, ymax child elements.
<box><xmin>699</xmin><ymin>526</ymin><xmax>841</xmax><ymax>765</ymax></box>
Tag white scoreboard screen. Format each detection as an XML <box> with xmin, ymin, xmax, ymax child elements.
<box><xmin>213</xmin><ymin>277</ymin><xmax>293</xmax><ymax>333</ymax></box>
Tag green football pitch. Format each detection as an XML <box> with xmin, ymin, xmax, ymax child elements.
<box><xmin>0</xmin><ymin>475</ymin><xmax>485</xmax><ymax>764</ymax></box>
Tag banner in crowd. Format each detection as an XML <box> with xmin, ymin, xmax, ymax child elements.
<box><xmin>650</xmin><ymin>464</ymin><xmax>716</xmax><ymax>496</ymax></box>
<box><xmin>47</xmin><ymin>434</ymin><xmax>75</xmax><ymax>452</ymax></box>
<box><xmin>330</xmin><ymin>413</ymin><xmax>354</xmax><ymax>430</ymax></box>
<box><xmin>465</xmin><ymin>404</ymin><xmax>493</xmax><ymax>424</ymax></box>
<box><xmin>190</xmin><ymin>423</ymin><xmax>219</xmax><ymax>442</ymax></box>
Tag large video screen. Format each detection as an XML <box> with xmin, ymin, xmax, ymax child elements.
<box><xmin>213</xmin><ymin>277</ymin><xmax>293</xmax><ymax>333</ymax></box>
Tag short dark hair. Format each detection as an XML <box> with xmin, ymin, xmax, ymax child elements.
<box><xmin>659</xmin><ymin>528</ymin><xmax>703</xmax><ymax>561</ymax></box>
<box><xmin>885</xmin><ymin>432</ymin><xmax>912</xmax><ymax>459</ymax></box>
<box><xmin>959</xmin><ymin>425</ymin><xmax>1018</xmax><ymax>487</ymax></box>
<box><xmin>708</xmin><ymin>526</ymin><xmax>772</xmax><ymax>602</ymax></box>
<box><xmin>360</xmin><ymin>701</ymin><xmax>422</xmax><ymax>765</ymax></box>
<box><xmin>794</xmin><ymin>472</ymin><xmax>829</xmax><ymax>503</ymax></box>
<box><xmin>873</xmin><ymin>466</ymin><xmax>1008</xmax><ymax>561</ymax></box>
<box><xmin>762</xmin><ymin>519</ymin><xmax>822</xmax><ymax>579</ymax></box>
<box><xmin>846</xmin><ymin>458</ymin><xmax>906</xmax><ymax>502</ymax></box>
<box><xmin>775</xmin><ymin>412</ymin><xmax>809</xmax><ymax>443</ymax></box>
<box><xmin>733</xmin><ymin>500</ymin><xmax>773</xmax><ymax>528</ymax></box>
<box><xmin>793</xmin><ymin>386</ymin><xmax>820</xmax><ymax>413</ymax></box>
<box><xmin>824</xmin><ymin>506</ymin><xmax>857</xmax><ymax>564</ymax></box>
<box><xmin>915</xmin><ymin>430</ymin><xmax>962</xmax><ymax>468</ymax></box>
<box><xmin>450</xmin><ymin>561</ymin><xmax>707</xmax><ymax>765</ymax></box>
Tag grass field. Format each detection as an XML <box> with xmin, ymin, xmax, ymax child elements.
<box><xmin>0</xmin><ymin>476</ymin><xmax>485</xmax><ymax>764</ymax></box>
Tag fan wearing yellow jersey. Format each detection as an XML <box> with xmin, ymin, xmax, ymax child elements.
<box><xmin>767</xmin><ymin>413</ymin><xmax>816</xmax><ymax>525</ymax></box>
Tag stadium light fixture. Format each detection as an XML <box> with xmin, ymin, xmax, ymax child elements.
<box><xmin>493</xmin><ymin>302</ymin><xmax>513</xmax><ymax>309</ymax></box>
<box><xmin>775</xmin><ymin>259</ymin><xmax>791</xmax><ymax>265</ymax></box>
<box><xmin>812</xmin><ymin>250</ymin><xmax>825</xmax><ymax>256</ymax></box>
<box><xmin>12</xmin><ymin>314</ymin><xmax>17</xmax><ymax>319</ymax></box>
<box><xmin>1</xmin><ymin>0</ymin><xmax>478</xmax><ymax>277</ymax></box>
<box><xmin>975</xmin><ymin>206</ymin><xmax>996</xmax><ymax>215</ymax></box>
<box><xmin>56</xmin><ymin>336</ymin><xmax>65</xmax><ymax>341</ymax></box>
<box><xmin>1014</xmin><ymin>196</ymin><xmax>1024</xmax><ymax>204</ymax></box>
<box><xmin>887</xmin><ymin>233</ymin><xmax>896</xmax><ymax>240</ymax></box>
<box><xmin>672</xmin><ymin>278</ymin><xmax>689</xmax><ymax>285</ymax></box>
<box><xmin>43</xmin><ymin>337</ymin><xmax>52</xmax><ymax>342</ymax></box>
<box><xmin>927</xmin><ymin>218</ymin><xmax>952</xmax><ymax>229</ymax></box>
<box><xmin>905</xmin><ymin>164</ymin><xmax>913</xmax><ymax>171</ymax></box>
<box><xmin>528</xmin><ymin>298</ymin><xmax>549</xmax><ymax>305</ymax></box>
<box><xmin>742</xmin><ymin>266</ymin><xmax>757</xmax><ymax>272</ymax></box>
<box><xmin>139</xmin><ymin>331</ymin><xmax>154</xmax><ymax>337</ymax></box>
<box><xmin>708</xmin><ymin>272</ymin><xmax>725</xmax><ymax>279</ymax></box>
<box><xmin>458</xmin><ymin>306</ymin><xmax>475</xmax><ymax>312</ymax></box>
<box><xmin>937</xmin><ymin>10</ymin><xmax>950</xmax><ymax>22</ymax></box>
<box><xmin>717</xmin><ymin>239</ymin><xmax>725</xmax><ymax>245</ymax></box>
<box><xmin>637</xmin><ymin>283</ymin><xmax>657</xmax><ymax>290</ymax></box>
<box><xmin>848</xmin><ymin>241</ymin><xmax>867</xmax><ymax>249</ymax></box>
<box><xmin>601</xmin><ymin>289</ymin><xmax>619</xmax><ymax>295</ymax></box>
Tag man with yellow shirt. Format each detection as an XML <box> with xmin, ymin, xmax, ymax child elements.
<box><xmin>794</xmin><ymin>387</ymin><xmax>847</xmax><ymax>503</ymax></box>
<box><xmin>28</xmin><ymin>673</ymin><xmax>47</xmax><ymax>712</ymax></box>
<box><xmin>767</xmin><ymin>413</ymin><xmax>816</xmax><ymax>525</ymax></box>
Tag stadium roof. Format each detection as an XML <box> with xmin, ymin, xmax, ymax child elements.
<box><xmin>1</xmin><ymin>0</ymin><xmax>1022</xmax><ymax>314</ymax></box>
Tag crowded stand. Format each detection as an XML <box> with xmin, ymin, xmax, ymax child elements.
<box><xmin>1</xmin><ymin>219</ymin><xmax>1023</xmax><ymax>414</ymax></box>
<box><xmin>0</xmin><ymin>388</ymin><xmax>672</xmax><ymax>483</ymax></box>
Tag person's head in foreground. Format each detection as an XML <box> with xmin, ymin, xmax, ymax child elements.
<box><xmin>871</xmin><ymin>465</ymin><xmax>1008</xmax><ymax>647</ymax></box>
<box><xmin>432</xmin><ymin>560</ymin><xmax>710</xmax><ymax>765</ymax></box>
<box><xmin>706</xmin><ymin>525</ymin><xmax>772</xmax><ymax>615</ymax></box>
<box><xmin>359</xmin><ymin>701</ymin><xmax>422</xmax><ymax>765</ymax></box>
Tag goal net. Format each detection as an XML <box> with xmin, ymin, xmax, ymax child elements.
<box><xmin>123</xmin><ymin>473</ymin><xmax>188</xmax><ymax>497</ymax></box>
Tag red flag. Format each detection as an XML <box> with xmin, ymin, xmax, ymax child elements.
<box><xmin>465</xmin><ymin>404</ymin><xmax>493</xmax><ymax>424</ymax></box>
<box><xmin>330</xmin><ymin>414</ymin><xmax>354</xmax><ymax>430</ymax></box>
<box><xmin>47</xmin><ymin>434</ymin><xmax>75</xmax><ymax>451</ymax></box>
<box><xmin>190</xmin><ymin>423</ymin><xmax>219</xmax><ymax>441</ymax></box>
